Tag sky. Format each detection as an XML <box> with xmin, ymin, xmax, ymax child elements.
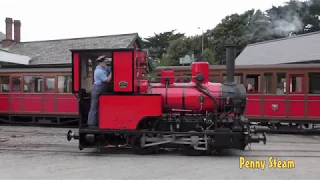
<box><xmin>0</xmin><ymin>0</ymin><xmax>289</xmax><ymax>42</ymax></box>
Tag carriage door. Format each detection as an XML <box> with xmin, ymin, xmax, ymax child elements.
<box><xmin>288</xmin><ymin>74</ymin><xmax>305</xmax><ymax>117</ymax></box>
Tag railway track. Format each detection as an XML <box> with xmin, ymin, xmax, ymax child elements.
<box><xmin>1</xmin><ymin>137</ymin><xmax>320</xmax><ymax>158</ymax></box>
<box><xmin>1</xmin><ymin>146</ymin><xmax>320</xmax><ymax>157</ymax></box>
<box><xmin>0</xmin><ymin>130</ymin><xmax>68</xmax><ymax>136</ymax></box>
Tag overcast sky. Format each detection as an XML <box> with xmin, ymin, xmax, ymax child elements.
<box><xmin>0</xmin><ymin>0</ymin><xmax>288</xmax><ymax>42</ymax></box>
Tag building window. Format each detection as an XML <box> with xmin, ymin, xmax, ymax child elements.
<box><xmin>0</xmin><ymin>76</ymin><xmax>10</xmax><ymax>92</ymax></box>
<box><xmin>12</xmin><ymin>77</ymin><xmax>22</xmax><ymax>92</ymax></box>
<box><xmin>58</xmin><ymin>75</ymin><xmax>72</xmax><ymax>93</ymax></box>
<box><xmin>45</xmin><ymin>77</ymin><xmax>55</xmax><ymax>92</ymax></box>
<box><xmin>24</xmin><ymin>76</ymin><xmax>43</xmax><ymax>93</ymax></box>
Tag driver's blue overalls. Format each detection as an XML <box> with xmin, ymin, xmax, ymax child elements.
<box><xmin>87</xmin><ymin>65</ymin><xmax>110</xmax><ymax>126</ymax></box>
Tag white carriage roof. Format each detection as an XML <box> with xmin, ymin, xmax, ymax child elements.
<box><xmin>0</xmin><ymin>49</ymin><xmax>30</xmax><ymax>65</ymax></box>
<box><xmin>235</xmin><ymin>31</ymin><xmax>320</xmax><ymax>65</ymax></box>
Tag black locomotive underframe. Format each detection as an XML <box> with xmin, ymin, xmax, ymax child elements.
<box><xmin>68</xmin><ymin>127</ymin><xmax>266</xmax><ymax>152</ymax></box>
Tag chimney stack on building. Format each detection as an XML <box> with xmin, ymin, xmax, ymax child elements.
<box><xmin>2</xmin><ymin>17</ymin><xmax>21</xmax><ymax>47</ymax></box>
<box><xmin>14</xmin><ymin>20</ymin><xmax>21</xmax><ymax>42</ymax></box>
<box><xmin>5</xmin><ymin>17</ymin><xmax>13</xmax><ymax>40</ymax></box>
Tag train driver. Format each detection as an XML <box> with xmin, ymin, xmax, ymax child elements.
<box><xmin>87</xmin><ymin>55</ymin><xmax>112</xmax><ymax>128</ymax></box>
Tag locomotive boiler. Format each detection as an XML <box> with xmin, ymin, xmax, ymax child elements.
<box><xmin>67</xmin><ymin>45</ymin><xmax>266</xmax><ymax>155</ymax></box>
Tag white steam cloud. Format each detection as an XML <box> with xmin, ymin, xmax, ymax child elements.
<box><xmin>267</xmin><ymin>0</ymin><xmax>314</xmax><ymax>37</ymax></box>
<box><xmin>271</xmin><ymin>14</ymin><xmax>304</xmax><ymax>36</ymax></box>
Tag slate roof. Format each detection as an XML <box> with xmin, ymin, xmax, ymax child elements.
<box><xmin>235</xmin><ymin>31</ymin><xmax>320</xmax><ymax>65</ymax></box>
<box><xmin>0</xmin><ymin>32</ymin><xmax>5</xmax><ymax>41</ymax></box>
<box><xmin>0</xmin><ymin>33</ymin><xmax>141</xmax><ymax>65</ymax></box>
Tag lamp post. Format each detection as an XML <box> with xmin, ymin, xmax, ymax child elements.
<box><xmin>198</xmin><ymin>27</ymin><xmax>204</xmax><ymax>53</ymax></box>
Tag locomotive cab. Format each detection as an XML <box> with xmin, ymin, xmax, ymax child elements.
<box><xmin>70</xmin><ymin>49</ymin><xmax>156</xmax><ymax>128</ymax></box>
<box><xmin>67</xmin><ymin>46</ymin><xmax>266</xmax><ymax>155</ymax></box>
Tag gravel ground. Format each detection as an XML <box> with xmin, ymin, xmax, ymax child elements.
<box><xmin>1</xmin><ymin>125</ymin><xmax>320</xmax><ymax>180</ymax></box>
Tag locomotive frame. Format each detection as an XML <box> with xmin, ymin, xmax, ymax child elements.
<box><xmin>67</xmin><ymin>46</ymin><xmax>266</xmax><ymax>155</ymax></box>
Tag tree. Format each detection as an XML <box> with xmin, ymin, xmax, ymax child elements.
<box><xmin>201</xmin><ymin>48</ymin><xmax>217</xmax><ymax>64</ymax></box>
<box><xmin>298</xmin><ymin>0</ymin><xmax>320</xmax><ymax>34</ymax></box>
<box><xmin>146</xmin><ymin>0</ymin><xmax>320</xmax><ymax>67</ymax></box>
<box><xmin>209</xmin><ymin>10</ymin><xmax>256</xmax><ymax>64</ymax></box>
<box><xmin>188</xmin><ymin>35</ymin><xmax>202</xmax><ymax>57</ymax></box>
<box><xmin>142</xmin><ymin>30</ymin><xmax>185</xmax><ymax>60</ymax></box>
<box><xmin>246</xmin><ymin>10</ymin><xmax>274</xmax><ymax>43</ymax></box>
<box><xmin>266</xmin><ymin>1</ymin><xmax>304</xmax><ymax>37</ymax></box>
<box><xmin>166</xmin><ymin>37</ymin><xmax>192</xmax><ymax>65</ymax></box>
<box><xmin>265</xmin><ymin>0</ymin><xmax>320</xmax><ymax>36</ymax></box>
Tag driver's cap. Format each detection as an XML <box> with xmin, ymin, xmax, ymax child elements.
<box><xmin>96</xmin><ymin>55</ymin><xmax>106</xmax><ymax>62</ymax></box>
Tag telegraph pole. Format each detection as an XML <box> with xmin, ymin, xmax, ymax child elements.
<box><xmin>198</xmin><ymin>27</ymin><xmax>204</xmax><ymax>53</ymax></box>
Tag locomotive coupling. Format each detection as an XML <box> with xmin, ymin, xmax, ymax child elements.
<box><xmin>67</xmin><ymin>130</ymin><xmax>79</xmax><ymax>141</ymax></box>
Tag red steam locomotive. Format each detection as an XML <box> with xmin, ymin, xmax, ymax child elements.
<box><xmin>67</xmin><ymin>46</ymin><xmax>266</xmax><ymax>155</ymax></box>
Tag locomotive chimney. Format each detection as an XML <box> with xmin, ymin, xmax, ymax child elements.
<box><xmin>225</xmin><ymin>45</ymin><xmax>236</xmax><ymax>86</ymax></box>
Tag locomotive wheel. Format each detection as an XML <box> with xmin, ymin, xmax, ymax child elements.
<box><xmin>131</xmin><ymin>135</ymin><xmax>158</xmax><ymax>155</ymax></box>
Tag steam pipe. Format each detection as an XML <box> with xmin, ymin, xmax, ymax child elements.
<box><xmin>225</xmin><ymin>45</ymin><xmax>236</xmax><ymax>86</ymax></box>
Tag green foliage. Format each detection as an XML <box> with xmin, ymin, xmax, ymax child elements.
<box><xmin>141</xmin><ymin>0</ymin><xmax>320</xmax><ymax>66</ymax></box>
<box><xmin>142</xmin><ymin>30</ymin><xmax>185</xmax><ymax>59</ymax></box>
<box><xmin>201</xmin><ymin>48</ymin><xmax>217</xmax><ymax>64</ymax></box>
<box><xmin>157</xmin><ymin>54</ymin><xmax>176</xmax><ymax>66</ymax></box>
<box><xmin>166</xmin><ymin>37</ymin><xmax>192</xmax><ymax>64</ymax></box>
<box><xmin>209</xmin><ymin>10</ymin><xmax>256</xmax><ymax>64</ymax></box>
<box><xmin>148</xmin><ymin>70</ymin><xmax>157</xmax><ymax>78</ymax></box>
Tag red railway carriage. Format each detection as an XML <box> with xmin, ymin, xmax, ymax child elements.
<box><xmin>0</xmin><ymin>64</ymin><xmax>78</xmax><ymax>125</ymax></box>
<box><xmin>67</xmin><ymin>46</ymin><xmax>266</xmax><ymax>155</ymax></box>
<box><xmin>0</xmin><ymin>16</ymin><xmax>143</xmax><ymax>126</ymax></box>
<box><xmin>155</xmin><ymin>64</ymin><xmax>320</xmax><ymax>130</ymax></box>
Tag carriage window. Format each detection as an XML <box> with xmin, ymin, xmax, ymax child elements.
<box><xmin>11</xmin><ymin>77</ymin><xmax>21</xmax><ymax>92</ymax></box>
<box><xmin>264</xmin><ymin>73</ymin><xmax>273</xmax><ymax>94</ymax></box>
<box><xmin>45</xmin><ymin>77</ymin><xmax>55</xmax><ymax>92</ymax></box>
<box><xmin>174</xmin><ymin>73</ymin><xmax>183</xmax><ymax>83</ymax></box>
<box><xmin>0</xmin><ymin>76</ymin><xmax>10</xmax><ymax>92</ymax></box>
<box><xmin>290</xmin><ymin>75</ymin><xmax>303</xmax><ymax>93</ymax></box>
<box><xmin>246</xmin><ymin>74</ymin><xmax>260</xmax><ymax>92</ymax></box>
<box><xmin>309</xmin><ymin>73</ymin><xmax>320</xmax><ymax>94</ymax></box>
<box><xmin>58</xmin><ymin>75</ymin><xmax>72</xmax><ymax>93</ymax></box>
<box><xmin>183</xmin><ymin>74</ymin><xmax>191</xmax><ymax>83</ymax></box>
<box><xmin>276</xmin><ymin>73</ymin><xmax>286</xmax><ymax>95</ymax></box>
<box><xmin>24</xmin><ymin>76</ymin><xmax>43</xmax><ymax>93</ymax></box>
<box><xmin>222</xmin><ymin>74</ymin><xmax>243</xmax><ymax>84</ymax></box>
<box><xmin>209</xmin><ymin>75</ymin><xmax>220</xmax><ymax>83</ymax></box>
<box><xmin>150</xmin><ymin>73</ymin><xmax>161</xmax><ymax>83</ymax></box>
<box><xmin>175</xmin><ymin>77</ymin><xmax>184</xmax><ymax>83</ymax></box>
